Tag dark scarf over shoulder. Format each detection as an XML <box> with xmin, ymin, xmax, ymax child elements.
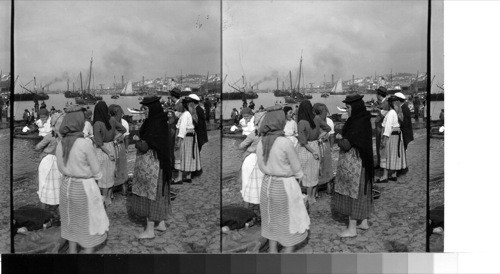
<box><xmin>139</xmin><ymin>101</ymin><xmax>173</xmax><ymax>195</ymax></box>
<box><xmin>342</xmin><ymin>99</ymin><xmax>374</xmax><ymax>193</ymax></box>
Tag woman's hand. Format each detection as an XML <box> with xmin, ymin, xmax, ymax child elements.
<box><xmin>108</xmin><ymin>154</ymin><xmax>115</xmax><ymax>161</ymax></box>
<box><xmin>132</xmin><ymin>135</ymin><xmax>140</xmax><ymax>141</ymax></box>
<box><xmin>336</xmin><ymin>133</ymin><xmax>342</xmax><ymax>139</ymax></box>
<box><xmin>312</xmin><ymin>152</ymin><xmax>319</xmax><ymax>160</ymax></box>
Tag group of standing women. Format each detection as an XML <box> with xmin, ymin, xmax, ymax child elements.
<box><xmin>238</xmin><ymin>92</ymin><xmax>409</xmax><ymax>252</ymax></box>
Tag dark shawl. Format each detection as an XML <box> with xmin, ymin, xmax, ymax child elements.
<box><xmin>195</xmin><ymin>105</ymin><xmax>208</xmax><ymax>149</ymax></box>
<box><xmin>400</xmin><ymin>103</ymin><xmax>414</xmax><ymax>149</ymax></box>
<box><xmin>259</xmin><ymin>109</ymin><xmax>286</xmax><ymax>164</ymax></box>
<box><xmin>139</xmin><ymin>100</ymin><xmax>173</xmax><ymax>196</ymax></box>
<box><xmin>59</xmin><ymin>111</ymin><xmax>85</xmax><ymax>166</ymax></box>
<box><xmin>297</xmin><ymin>100</ymin><xmax>316</xmax><ymax>129</ymax></box>
<box><xmin>93</xmin><ymin>101</ymin><xmax>111</xmax><ymax>130</ymax></box>
<box><xmin>342</xmin><ymin>99</ymin><xmax>374</xmax><ymax>193</ymax></box>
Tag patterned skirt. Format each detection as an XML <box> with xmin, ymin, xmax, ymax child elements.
<box><xmin>380</xmin><ymin>133</ymin><xmax>407</xmax><ymax>171</ymax></box>
<box><xmin>38</xmin><ymin>154</ymin><xmax>62</xmax><ymax>205</ymax></box>
<box><xmin>296</xmin><ymin>141</ymin><xmax>320</xmax><ymax>187</ymax></box>
<box><xmin>114</xmin><ymin>142</ymin><xmax>128</xmax><ymax>186</ymax></box>
<box><xmin>241</xmin><ymin>153</ymin><xmax>264</xmax><ymax>204</ymax></box>
<box><xmin>130</xmin><ymin>169</ymin><xmax>171</xmax><ymax>222</ymax></box>
<box><xmin>260</xmin><ymin>175</ymin><xmax>308</xmax><ymax>247</ymax></box>
<box><xmin>60</xmin><ymin>177</ymin><xmax>107</xmax><ymax>248</ymax></box>
<box><xmin>332</xmin><ymin>168</ymin><xmax>373</xmax><ymax>220</ymax></box>
<box><xmin>96</xmin><ymin>142</ymin><xmax>116</xmax><ymax>188</ymax></box>
<box><xmin>175</xmin><ymin>135</ymin><xmax>202</xmax><ymax>172</ymax></box>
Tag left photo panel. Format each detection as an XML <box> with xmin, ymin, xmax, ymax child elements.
<box><xmin>0</xmin><ymin>0</ymin><xmax>11</xmax><ymax>254</ymax></box>
<box><xmin>12</xmin><ymin>1</ymin><xmax>221</xmax><ymax>254</ymax></box>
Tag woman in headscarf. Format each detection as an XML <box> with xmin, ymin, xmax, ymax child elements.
<box><xmin>283</xmin><ymin>106</ymin><xmax>298</xmax><ymax>147</ymax></box>
<box><xmin>296</xmin><ymin>100</ymin><xmax>322</xmax><ymax>204</ymax></box>
<box><xmin>35</xmin><ymin>112</ymin><xmax>65</xmax><ymax>219</ymax></box>
<box><xmin>173</xmin><ymin>97</ymin><xmax>202</xmax><ymax>184</ymax></box>
<box><xmin>256</xmin><ymin>107</ymin><xmax>309</xmax><ymax>253</ymax></box>
<box><xmin>332</xmin><ymin>94</ymin><xmax>374</xmax><ymax>238</ymax></box>
<box><xmin>378</xmin><ymin>96</ymin><xmax>407</xmax><ymax>182</ymax></box>
<box><xmin>239</xmin><ymin>111</ymin><xmax>266</xmax><ymax>208</ymax></box>
<box><xmin>93</xmin><ymin>101</ymin><xmax>126</xmax><ymax>206</ymax></box>
<box><xmin>56</xmin><ymin>107</ymin><xmax>108</xmax><ymax>253</ymax></box>
<box><xmin>313</xmin><ymin>103</ymin><xmax>334</xmax><ymax>187</ymax></box>
<box><xmin>109</xmin><ymin>104</ymin><xmax>129</xmax><ymax>195</ymax></box>
<box><xmin>130</xmin><ymin>96</ymin><xmax>173</xmax><ymax>239</ymax></box>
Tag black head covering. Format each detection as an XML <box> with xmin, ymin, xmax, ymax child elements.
<box><xmin>297</xmin><ymin>100</ymin><xmax>316</xmax><ymax>129</ymax></box>
<box><xmin>139</xmin><ymin>100</ymin><xmax>172</xmax><ymax>196</ymax></box>
<box><xmin>93</xmin><ymin>101</ymin><xmax>111</xmax><ymax>130</ymax></box>
<box><xmin>342</xmin><ymin>98</ymin><xmax>374</xmax><ymax>194</ymax></box>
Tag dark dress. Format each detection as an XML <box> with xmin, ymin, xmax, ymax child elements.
<box><xmin>400</xmin><ymin>103</ymin><xmax>414</xmax><ymax>150</ymax></box>
<box><xmin>195</xmin><ymin>105</ymin><xmax>208</xmax><ymax>151</ymax></box>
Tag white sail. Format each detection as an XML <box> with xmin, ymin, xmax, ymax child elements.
<box><xmin>121</xmin><ymin>81</ymin><xmax>134</xmax><ymax>95</ymax></box>
<box><xmin>331</xmin><ymin>78</ymin><xmax>343</xmax><ymax>93</ymax></box>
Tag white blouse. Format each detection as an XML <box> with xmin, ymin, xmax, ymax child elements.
<box><xmin>284</xmin><ymin>120</ymin><xmax>298</xmax><ymax>137</ymax></box>
<box><xmin>239</xmin><ymin>116</ymin><xmax>255</xmax><ymax>136</ymax></box>
<box><xmin>382</xmin><ymin>109</ymin><xmax>400</xmax><ymax>137</ymax></box>
<box><xmin>176</xmin><ymin>111</ymin><xmax>194</xmax><ymax>138</ymax></box>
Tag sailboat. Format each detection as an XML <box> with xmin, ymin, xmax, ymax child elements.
<box><xmin>120</xmin><ymin>81</ymin><xmax>135</xmax><ymax>96</ymax></box>
<box><xmin>285</xmin><ymin>53</ymin><xmax>311</xmax><ymax>103</ymax></box>
<box><xmin>329</xmin><ymin>79</ymin><xmax>344</xmax><ymax>94</ymax></box>
<box><xmin>75</xmin><ymin>55</ymin><xmax>103</xmax><ymax>105</ymax></box>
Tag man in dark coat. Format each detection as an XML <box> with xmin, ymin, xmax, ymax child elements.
<box><xmin>189</xmin><ymin>94</ymin><xmax>208</xmax><ymax>151</ymax></box>
<box><xmin>395</xmin><ymin>92</ymin><xmax>413</xmax><ymax>175</ymax></box>
<box><xmin>204</xmin><ymin>97</ymin><xmax>212</xmax><ymax>123</ymax></box>
<box><xmin>373</xmin><ymin>87</ymin><xmax>389</xmax><ymax>168</ymax></box>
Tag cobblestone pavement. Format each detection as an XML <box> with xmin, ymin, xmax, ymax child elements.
<box><xmin>13</xmin><ymin>130</ymin><xmax>221</xmax><ymax>253</ymax></box>
<box><xmin>222</xmin><ymin>129</ymin><xmax>428</xmax><ymax>253</ymax></box>
<box><xmin>0</xmin><ymin>129</ymin><xmax>11</xmax><ymax>253</ymax></box>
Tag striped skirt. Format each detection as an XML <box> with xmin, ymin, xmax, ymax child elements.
<box><xmin>332</xmin><ymin>168</ymin><xmax>373</xmax><ymax>220</ymax></box>
<box><xmin>380</xmin><ymin>133</ymin><xmax>407</xmax><ymax>171</ymax></box>
<box><xmin>114</xmin><ymin>142</ymin><xmax>128</xmax><ymax>186</ymax></box>
<box><xmin>130</xmin><ymin>169</ymin><xmax>171</xmax><ymax>222</ymax></box>
<box><xmin>38</xmin><ymin>154</ymin><xmax>62</xmax><ymax>205</ymax></box>
<box><xmin>260</xmin><ymin>175</ymin><xmax>308</xmax><ymax>247</ymax></box>
<box><xmin>175</xmin><ymin>135</ymin><xmax>202</xmax><ymax>172</ymax></box>
<box><xmin>96</xmin><ymin>142</ymin><xmax>116</xmax><ymax>188</ymax></box>
<box><xmin>241</xmin><ymin>153</ymin><xmax>264</xmax><ymax>204</ymax></box>
<box><xmin>296</xmin><ymin>141</ymin><xmax>320</xmax><ymax>187</ymax></box>
<box><xmin>60</xmin><ymin>177</ymin><xmax>107</xmax><ymax>248</ymax></box>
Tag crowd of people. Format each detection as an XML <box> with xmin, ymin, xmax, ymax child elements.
<box><xmin>33</xmin><ymin>89</ymin><xmax>210</xmax><ymax>253</ymax></box>
<box><xmin>234</xmin><ymin>87</ymin><xmax>415</xmax><ymax>253</ymax></box>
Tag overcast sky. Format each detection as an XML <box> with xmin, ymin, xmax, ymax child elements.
<box><xmin>14</xmin><ymin>1</ymin><xmax>220</xmax><ymax>90</ymax></box>
<box><xmin>223</xmin><ymin>1</ymin><xmax>434</xmax><ymax>91</ymax></box>
<box><xmin>0</xmin><ymin>1</ymin><xmax>10</xmax><ymax>74</ymax></box>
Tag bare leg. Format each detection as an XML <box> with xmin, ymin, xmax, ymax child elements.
<box><xmin>379</xmin><ymin>169</ymin><xmax>388</xmax><ymax>181</ymax></box>
<box><xmin>155</xmin><ymin>220</ymin><xmax>167</xmax><ymax>231</ymax></box>
<box><xmin>357</xmin><ymin>219</ymin><xmax>369</xmax><ymax>230</ymax></box>
<box><xmin>174</xmin><ymin>171</ymin><xmax>183</xmax><ymax>182</ymax></box>
<box><xmin>282</xmin><ymin>246</ymin><xmax>294</xmax><ymax>253</ymax></box>
<box><xmin>82</xmin><ymin>247</ymin><xmax>94</xmax><ymax>254</ymax></box>
<box><xmin>269</xmin><ymin>240</ymin><xmax>278</xmax><ymax>253</ymax></box>
<box><xmin>138</xmin><ymin>219</ymin><xmax>155</xmax><ymax>239</ymax></box>
<box><xmin>307</xmin><ymin>187</ymin><xmax>316</xmax><ymax>204</ymax></box>
<box><xmin>68</xmin><ymin>241</ymin><xmax>78</xmax><ymax>254</ymax></box>
<box><xmin>185</xmin><ymin>172</ymin><xmax>191</xmax><ymax>180</ymax></box>
<box><xmin>338</xmin><ymin>217</ymin><xmax>357</xmax><ymax>238</ymax></box>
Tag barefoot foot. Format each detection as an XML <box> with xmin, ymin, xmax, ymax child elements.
<box><xmin>137</xmin><ymin>230</ymin><xmax>155</xmax><ymax>239</ymax></box>
<box><xmin>338</xmin><ymin>229</ymin><xmax>357</xmax><ymax>238</ymax></box>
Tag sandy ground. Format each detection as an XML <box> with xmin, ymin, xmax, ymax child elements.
<box><xmin>13</xmin><ymin>130</ymin><xmax>221</xmax><ymax>253</ymax></box>
<box><xmin>222</xmin><ymin>128</ymin><xmax>429</xmax><ymax>253</ymax></box>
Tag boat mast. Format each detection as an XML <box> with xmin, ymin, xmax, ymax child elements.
<box><xmin>88</xmin><ymin>56</ymin><xmax>93</xmax><ymax>93</ymax></box>
<box><xmin>289</xmin><ymin>70</ymin><xmax>293</xmax><ymax>92</ymax></box>
<box><xmin>297</xmin><ymin>52</ymin><xmax>302</xmax><ymax>94</ymax></box>
<box><xmin>276</xmin><ymin>78</ymin><xmax>279</xmax><ymax>90</ymax></box>
<box><xmin>80</xmin><ymin>72</ymin><xmax>83</xmax><ymax>92</ymax></box>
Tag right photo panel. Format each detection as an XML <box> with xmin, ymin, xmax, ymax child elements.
<box><xmin>221</xmin><ymin>1</ymin><xmax>428</xmax><ymax>253</ymax></box>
